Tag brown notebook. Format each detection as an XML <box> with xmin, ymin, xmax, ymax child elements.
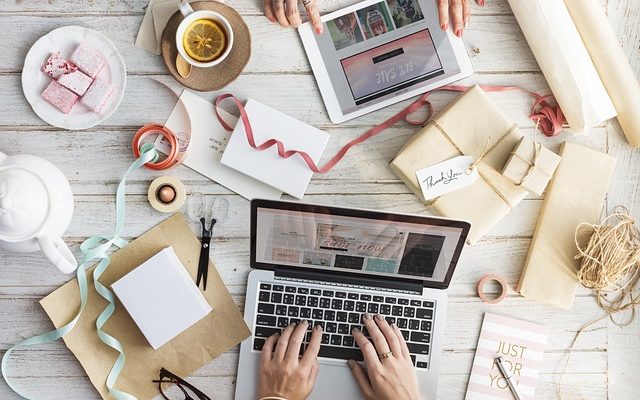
<box><xmin>40</xmin><ymin>213</ymin><xmax>250</xmax><ymax>400</ymax></box>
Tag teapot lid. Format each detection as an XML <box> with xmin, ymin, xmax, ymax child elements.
<box><xmin>0</xmin><ymin>166</ymin><xmax>50</xmax><ymax>241</ymax></box>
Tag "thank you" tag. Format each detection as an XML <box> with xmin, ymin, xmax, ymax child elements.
<box><xmin>416</xmin><ymin>156</ymin><xmax>479</xmax><ymax>200</ymax></box>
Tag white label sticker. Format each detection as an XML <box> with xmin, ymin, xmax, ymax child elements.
<box><xmin>416</xmin><ymin>156</ymin><xmax>479</xmax><ymax>200</ymax></box>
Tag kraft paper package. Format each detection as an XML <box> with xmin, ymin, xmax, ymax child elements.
<box><xmin>507</xmin><ymin>0</ymin><xmax>617</xmax><ymax>134</ymax></box>
<box><xmin>564</xmin><ymin>0</ymin><xmax>640</xmax><ymax>148</ymax></box>
<box><xmin>501</xmin><ymin>136</ymin><xmax>561</xmax><ymax>196</ymax></box>
<box><xmin>40</xmin><ymin>213</ymin><xmax>251</xmax><ymax>400</ymax></box>
<box><xmin>518</xmin><ymin>143</ymin><xmax>616</xmax><ymax>309</ymax></box>
<box><xmin>390</xmin><ymin>85</ymin><xmax>528</xmax><ymax>244</ymax></box>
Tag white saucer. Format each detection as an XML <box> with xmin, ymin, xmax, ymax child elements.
<box><xmin>21</xmin><ymin>26</ymin><xmax>127</xmax><ymax>130</ymax></box>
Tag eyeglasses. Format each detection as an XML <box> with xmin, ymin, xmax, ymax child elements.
<box><xmin>152</xmin><ymin>368</ymin><xmax>211</xmax><ymax>400</ymax></box>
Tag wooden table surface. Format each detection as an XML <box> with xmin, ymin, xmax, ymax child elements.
<box><xmin>1</xmin><ymin>0</ymin><xmax>639</xmax><ymax>399</ymax></box>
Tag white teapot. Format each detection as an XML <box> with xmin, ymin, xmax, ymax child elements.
<box><xmin>0</xmin><ymin>151</ymin><xmax>77</xmax><ymax>273</ymax></box>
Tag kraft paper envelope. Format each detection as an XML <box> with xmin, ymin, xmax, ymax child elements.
<box><xmin>40</xmin><ymin>213</ymin><xmax>250</xmax><ymax>400</ymax></box>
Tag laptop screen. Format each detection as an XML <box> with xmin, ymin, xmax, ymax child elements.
<box><xmin>251</xmin><ymin>200</ymin><xmax>469</xmax><ymax>288</ymax></box>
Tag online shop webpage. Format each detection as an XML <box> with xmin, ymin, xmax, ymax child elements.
<box><xmin>313</xmin><ymin>0</ymin><xmax>462</xmax><ymax>114</ymax></box>
<box><xmin>255</xmin><ymin>208</ymin><xmax>465</xmax><ymax>283</ymax></box>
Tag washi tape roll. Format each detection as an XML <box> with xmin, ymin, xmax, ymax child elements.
<box><xmin>147</xmin><ymin>176</ymin><xmax>186</xmax><ymax>213</ymax></box>
<box><xmin>477</xmin><ymin>274</ymin><xmax>508</xmax><ymax>304</ymax></box>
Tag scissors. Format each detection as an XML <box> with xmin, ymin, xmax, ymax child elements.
<box><xmin>188</xmin><ymin>194</ymin><xmax>229</xmax><ymax>291</ymax></box>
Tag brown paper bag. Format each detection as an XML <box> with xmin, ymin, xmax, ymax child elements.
<box><xmin>40</xmin><ymin>213</ymin><xmax>250</xmax><ymax>400</ymax></box>
<box><xmin>390</xmin><ymin>85</ymin><xmax>528</xmax><ymax>244</ymax></box>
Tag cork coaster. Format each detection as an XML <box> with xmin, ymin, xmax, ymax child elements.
<box><xmin>161</xmin><ymin>1</ymin><xmax>251</xmax><ymax>92</ymax></box>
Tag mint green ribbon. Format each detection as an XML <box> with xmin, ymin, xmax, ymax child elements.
<box><xmin>1</xmin><ymin>145</ymin><xmax>159</xmax><ymax>399</ymax></box>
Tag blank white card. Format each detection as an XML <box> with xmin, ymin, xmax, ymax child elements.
<box><xmin>112</xmin><ymin>247</ymin><xmax>212</xmax><ymax>350</ymax></box>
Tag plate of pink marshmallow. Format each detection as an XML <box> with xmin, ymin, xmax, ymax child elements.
<box><xmin>22</xmin><ymin>26</ymin><xmax>126</xmax><ymax>130</ymax></box>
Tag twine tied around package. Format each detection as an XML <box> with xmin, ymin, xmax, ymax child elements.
<box><xmin>428</xmin><ymin>121</ymin><xmax>519</xmax><ymax>208</ymax></box>
<box><xmin>557</xmin><ymin>207</ymin><xmax>640</xmax><ymax>399</ymax></box>
<box><xmin>510</xmin><ymin>119</ymin><xmax>552</xmax><ymax>187</ymax></box>
<box><xmin>509</xmin><ymin>141</ymin><xmax>552</xmax><ymax>187</ymax></box>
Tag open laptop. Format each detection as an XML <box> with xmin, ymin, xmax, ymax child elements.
<box><xmin>235</xmin><ymin>200</ymin><xmax>470</xmax><ymax>400</ymax></box>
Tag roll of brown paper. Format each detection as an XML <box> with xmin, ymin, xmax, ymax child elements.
<box><xmin>564</xmin><ymin>0</ymin><xmax>640</xmax><ymax>148</ymax></box>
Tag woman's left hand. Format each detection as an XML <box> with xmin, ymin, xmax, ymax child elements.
<box><xmin>257</xmin><ymin>321</ymin><xmax>324</xmax><ymax>400</ymax></box>
<box><xmin>264</xmin><ymin>0</ymin><xmax>324</xmax><ymax>34</ymax></box>
<box><xmin>437</xmin><ymin>0</ymin><xmax>485</xmax><ymax>37</ymax></box>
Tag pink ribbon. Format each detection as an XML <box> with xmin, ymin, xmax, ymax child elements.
<box><xmin>214</xmin><ymin>85</ymin><xmax>565</xmax><ymax>175</ymax></box>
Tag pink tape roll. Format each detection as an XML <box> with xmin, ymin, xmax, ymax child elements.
<box><xmin>477</xmin><ymin>274</ymin><xmax>508</xmax><ymax>304</ymax></box>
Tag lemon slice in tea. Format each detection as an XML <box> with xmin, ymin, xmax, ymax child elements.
<box><xmin>183</xmin><ymin>19</ymin><xmax>227</xmax><ymax>63</ymax></box>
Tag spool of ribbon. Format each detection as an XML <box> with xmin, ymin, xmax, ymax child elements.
<box><xmin>212</xmin><ymin>85</ymin><xmax>566</xmax><ymax>176</ymax></box>
<box><xmin>477</xmin><ymin>274</ymin><xmax>508</xmax><ymax>304</ymax></box>
<box><xmin>131</xmin><ymin>79</ymin><xmax>193</xmax><ymax>170</ymax></box>
<box><xmin>1</xmin><ymin>144</ymin><xmax>160</xmax><ymax>400</ymax></box>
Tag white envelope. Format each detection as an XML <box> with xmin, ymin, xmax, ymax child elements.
<box><xmin>220</xmin><ymin>99</ymin><xmax>330</xmax><ymax>199</ymax></box>
<box><xmin>164</xmin><ymin>90</ymin><xmax>282</xmax><ymax>200</ymax></box>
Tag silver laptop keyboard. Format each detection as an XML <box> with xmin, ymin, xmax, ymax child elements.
<box><xmin>252</xmin><ymin>281</ymin><xmax>435</xmax><ymax>369</ymax></box>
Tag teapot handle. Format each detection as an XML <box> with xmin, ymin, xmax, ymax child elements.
<box><xmin>39</xmin><ymin>236</ymin><xmax>78</xmax><ymax>274</ymax></box>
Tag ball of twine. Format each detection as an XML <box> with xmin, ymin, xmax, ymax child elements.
<box><xmin>574</xmin><ymin>206</ymin><xmax>640</xmax><ymax>325</ymax></box>
<box><xmin>559</xmin><ymin>207</ymin><xmax>640</xmax><ymax>399</ymax></box>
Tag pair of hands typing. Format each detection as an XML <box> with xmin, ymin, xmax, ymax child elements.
<box><xmin>264</xmin><ymin>0</ymin><xmax>485</xmax><ymax>37</ymax></box>
<box><xmin>258</xmin><ymin>313</ymin><xmax>421</xmax><ymax>400</ymax></box>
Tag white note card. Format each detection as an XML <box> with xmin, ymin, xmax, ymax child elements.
<box><xmin>111</xmin><ymin>247</ymin><xmax>212</xmax><ymax>350</ymax></box>
<box><xmin>163</xmin><ymin>90</ymin><xmax>282</xmax><ymax>201</ymax></box>
<box><xmin>220</xmin><ymin>99</ymin><xmax>330</xmax><ymax>199</ymax></box>
<box><xmin>416</xmin><ymin>156</ymin><xmax>479</xmax><ymax>200</ymax></box>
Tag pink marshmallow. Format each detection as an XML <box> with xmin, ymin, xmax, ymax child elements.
<box><xmin>81</xmin><ymin>78</ymin><xmax>114</xmax><ymax>114</ymax></box>
<box><xmin>42</xmin><ymin>52</ymin><xmax>77</xmax><ymax>79</ymax></box>
<box><xmin>69</xmin><ymin>44</ymin><xmax>105</xmax><ymax>78</ymax></box>
<box><xmin>42</xmin><ymin>81</ymin><xmax>78</xmax><ymax>114</ymax></box>
<box><xmin>58</xmin><ymin>70</ymin><xmax>93</xmax><ymax>96</ymax></box>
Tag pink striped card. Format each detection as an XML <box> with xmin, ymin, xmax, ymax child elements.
<box><xmin>465</xmin><ymin>313</ymin><xmax>549</xmax><ymax>400</ymax></box>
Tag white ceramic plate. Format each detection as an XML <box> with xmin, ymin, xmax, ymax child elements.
<box><xmin>22</xmin><ymin>26</ymin><xmax>127</xmax><ymax>130</ymax></box>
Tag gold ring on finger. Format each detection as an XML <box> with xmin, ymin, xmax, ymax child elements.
<box><xmin>378</xmin><ymin>351</ymin><xmax>393</xmax><ymax>360</ymax></box>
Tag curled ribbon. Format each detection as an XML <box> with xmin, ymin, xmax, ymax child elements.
<box><xmin>213</xmin><ymin>85</ymin><xmax>565</xmax><ymax>175</ymax></box>
<box><xmin>1</xmin><ymin>145</ymin><xmax>159</xmax><ymax>400</ymax></box>
<box><xmin>214</xmin><ymin>92</ymin><xmax>431</xmax><ymax>173</ymax></box>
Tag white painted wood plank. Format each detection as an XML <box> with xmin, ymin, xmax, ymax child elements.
<box><xmin>0</xmin><ymin>0</ymin><xmax>548</xmax><ymax>16</ymax></box>
<box><xmin>0</xmin><ymin>73</ymin><xmax>559</xmax><ymax>129</ymax></box>
<box><xmin>605</xmin><ymin>0</ymin><xmax>640</xmax><ymax>399</ymax></box>
<box><xmin>0</xmin><ymin>371</ymin><xmax>608</xmax><ymax>400</ymax></box>
<box><xmin>0</xmin><ymin>290</ymin><xmax>607</xmax><ymax>352</ymax></box>
<box><xmin>0</xmin><ymin>126</ymin><xmax>605</xmax><ymax>193</ymax></box>
<box><xmin>0</xmin><ymin>14</ymin><xmax>541</xmax><ymax>74</ymax></box>
<box><xmin>0</xmin><ymin>235</ymin><xmax>599</xmax><ymax>299</ymax></box>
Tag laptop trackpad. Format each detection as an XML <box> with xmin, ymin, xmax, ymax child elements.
<box><xmin>310</xmin><ymin>361</ymin><xmax>362</xmax><ymax>399</ymax></box>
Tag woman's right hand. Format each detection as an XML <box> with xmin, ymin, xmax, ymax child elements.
<box><xmin>348</xmin><ymin>313</ymin><xmax>421</xmax><ymax>400</ymax></box>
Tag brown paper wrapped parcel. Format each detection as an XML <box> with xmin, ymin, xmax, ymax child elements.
<box><xmin>501</xmin><ymin>136</ymin><xmax>561</xmax><ymax>196</ymax></box>
<box><xmin>518</xmin><ymin>142</ymin><xmax>616</xmax><ymax>309</ymax></box>
<box><xmin>390</xmin><ymin>85</ymin><xmax>528</xmax><ymax>244</ymax></box>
